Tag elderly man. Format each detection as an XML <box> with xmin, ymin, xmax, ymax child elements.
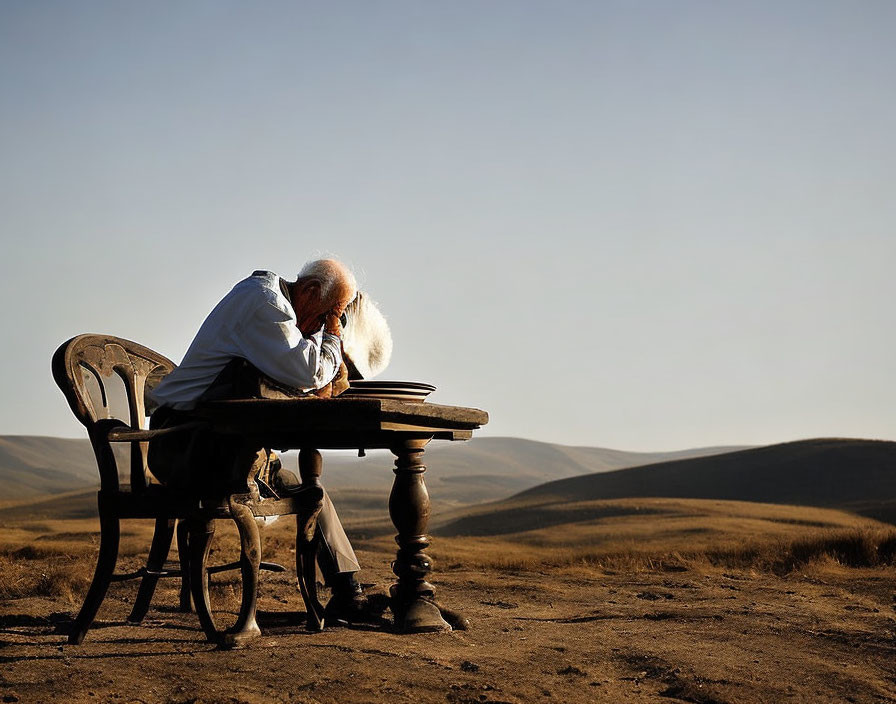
<box><xmin>148</xmin><ymin>258</ymin><xmax>376</xmax><ymax>622</ymax></box>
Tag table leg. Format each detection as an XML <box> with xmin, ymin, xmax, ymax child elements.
<box><xmin>388</xmin><ymin>438</ymin><xmax>451</xmax><ymax>633</ymax></box>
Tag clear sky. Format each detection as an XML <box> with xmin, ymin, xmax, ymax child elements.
<box><xmin>2</xmin><ymin>1</ymin><xmax>894</xmax><ymax>451</ymax></box>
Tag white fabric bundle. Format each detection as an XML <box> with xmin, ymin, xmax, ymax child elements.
<box><xmin>341</xmin><ymin>291</ymin><xmax>392</xmax><ymax>379</ymax></box>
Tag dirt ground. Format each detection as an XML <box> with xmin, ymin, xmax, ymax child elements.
<box><xmin>2</xmin><ymin>537</ymin><xmax>896</xmax><ymax>704</ymax></box>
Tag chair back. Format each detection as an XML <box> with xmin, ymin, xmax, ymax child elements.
<box><xmin>52</xmin><ymin>335</ymin><xmax>174</xmax><ymax>492</ymax></box>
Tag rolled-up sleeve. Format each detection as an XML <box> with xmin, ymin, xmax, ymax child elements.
<box><xmin>233</xmin><ymin>295</ymin><xmax>343</xmax><ymax>391</ymax></box>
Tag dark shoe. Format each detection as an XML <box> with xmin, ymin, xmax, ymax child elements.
<box><xmin>324</xmin><ymin>588</ymin><xmax>389</xmax><ymax>626</ymax></box>
<box><xmin>436</xmin><ymin>603</ymin><xmax>470</xmax><ymax>631</ymax></box>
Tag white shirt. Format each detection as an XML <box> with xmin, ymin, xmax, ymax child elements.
<box><xmin>149</xmin><ymin>271</ymin><xmax>343</xmax><ymax>410</ymax></box>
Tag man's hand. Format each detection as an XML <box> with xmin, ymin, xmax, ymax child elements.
<box><xmin>324</xmin><ymin>311</ymin><xmax>342</xmax><ymax>337</ymax></box>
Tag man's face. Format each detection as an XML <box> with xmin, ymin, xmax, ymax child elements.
<box><xmin>292</xmin><ymin>280</ymin><xmax>355</xmax><ymax>335</ymax></box>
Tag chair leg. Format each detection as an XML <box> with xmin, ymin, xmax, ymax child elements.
<box><xmin>128</xmin><ymin>517</ymin><xmax>176</xmax><ymax>624</ymax></box>
<box><xmin>219</xmin><ymin>497</ymin><xmax>262</xmax><ymax>649</ymax></box>
<box><xmin>69</xmin><ymin>512</ymin><xmax>120</xmax><ymax>645</ymax></box>
<box><xmin>187</xmin><ymin>517</ymin><xmax>218</xmax><ymax>643</ymax></box>
<box><xmin>175</xmin><ymin>519</ymin><xmax>192</xmax><ymax>612</ymax></box>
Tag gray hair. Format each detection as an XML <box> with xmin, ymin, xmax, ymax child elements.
<box><xmin>298</xmin><ymin>258</ymin><xmax>358</xmax><ymax>304</ymax></box>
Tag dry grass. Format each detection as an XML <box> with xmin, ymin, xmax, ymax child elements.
<box><xmin>426</xmin><ymin>498</ymin><xmax>896</xmax><ymax>576</ymax></box>
<box><xmin>2</xmin><ymin>496</ymin><xmax>894</xmax><ymax>602</ymax></box>
<box><xmin>0</xmin><ymin>516</ymin><xmax>251</xmax><ymax>602</ymax></box>
<box><xmin>425</xmin><ymin>527</ymin><xmax>896</xmax><ymax>577</ymax></box>
<box><xmin>0</xmin><ymin>550</ymin><xmax>92</xmax><ymax>602</ymax></box>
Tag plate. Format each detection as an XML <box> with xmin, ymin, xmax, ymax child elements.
<box><xmin>342</xmin><ymin>380</ymin><xmax>436</xmax><ymax>403</ymax></box>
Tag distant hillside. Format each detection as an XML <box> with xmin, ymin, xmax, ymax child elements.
<box><xmin>436</xmin><ymin>438</ymin><xmax>896</xmax><ymax>535</ymax></box>
<box><xmin>0</xmin><ymin>434</ymin><xmax>747</xmax><ymax>506</ymax></box>
<box><xmin>8</xmin><ymin>438</ymin><xmax>896</xmax><ymax>540</ymax></box>
<box><xmin>0</xmin><ymin>436</ymin><xmax>98</xmax><ymax>501</ymax></box>
<box><xmin>307</xmin><ymin>437</ymin><xmax>748</xmax><ymax>505</ymax></box>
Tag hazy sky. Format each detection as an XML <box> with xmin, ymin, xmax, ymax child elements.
<box><xmin>2</xmin><ymin>1</ymin><xmax>894</xmax><ymax>451</ymax></box>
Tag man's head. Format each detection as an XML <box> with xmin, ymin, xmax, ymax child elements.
<box><xmin>290</xmin><ymin>258</ymin><xmax>358</xmax><ymax>335</ymax></box>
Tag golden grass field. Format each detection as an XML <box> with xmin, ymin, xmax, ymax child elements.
<box><xmin>3</xmin><ymin>493</ymin><xmax>896</xmax><ymax>703</ymax></box>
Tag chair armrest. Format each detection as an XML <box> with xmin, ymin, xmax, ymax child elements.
<box><xmin>105</xmin><ymin>421</ymin><xmax>207</xmax><ymax>442</ymax></box>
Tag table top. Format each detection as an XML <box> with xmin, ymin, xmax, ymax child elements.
<box><xmin>191</xmin><ymin>397</ymin><xmax>489</xmax><ymax>451</ymax></box>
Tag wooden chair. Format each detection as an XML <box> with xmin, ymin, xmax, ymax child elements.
<box><xmin>52</xmin><ymin>334</ymin><xmax>324</xmax><ymax>648</ymax></box>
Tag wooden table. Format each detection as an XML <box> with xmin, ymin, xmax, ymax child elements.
<box><xmin>193</xmin><ymin>396</ymin><xmax>488</xmax><ymax>634</ymax></box>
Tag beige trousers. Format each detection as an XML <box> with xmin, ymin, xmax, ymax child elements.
<box><xmin>317</xmin><ymin>490</ymin><xmax>361</xmax><ymax>575</ymax></box>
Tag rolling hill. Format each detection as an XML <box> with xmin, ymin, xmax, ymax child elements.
<box><xmin>288</xmin><ymin>437</ymin><xmax>748</xmax><ymax>504</ymax></box>
<box><xmin>7</xmin><ymin>436</ymin><xmax>896</xmax><ymax>532</ymax></box>
<box><xmin>436</xmin><ymin>438</ymin><xmax>896</xmax><ymax>536</ymax></box>
<box><xmin>0</xmin><ymin>434</ymin><xmax>747</xmax><ymax>507</ymax></box>
<box><xmin>0</xmin><ymin>436</ymin><xmax>98</xmax><ymax>501</ymax></box>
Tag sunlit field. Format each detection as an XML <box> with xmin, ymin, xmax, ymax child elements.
<box><xmin>3</xmin><ymin>494</ymin><xmax>896</xmax><ymax>703</ymax></box>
